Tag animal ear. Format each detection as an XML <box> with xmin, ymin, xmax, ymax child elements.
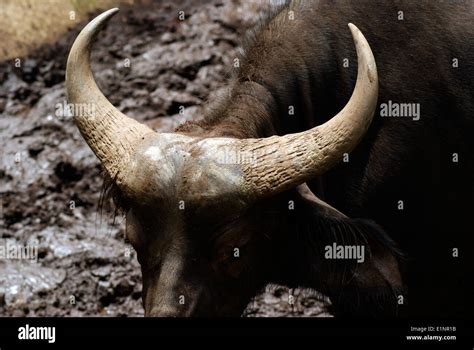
<box><xmin>295</xmin><ymin>184</ymin><xmax>405</xmax><ymax>315</ymax></box>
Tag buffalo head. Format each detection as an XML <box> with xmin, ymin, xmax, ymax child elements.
<box><xmin>65</xmin><ymin>8</ymin><xmax>381</xmax><ymax>316</ymax></box>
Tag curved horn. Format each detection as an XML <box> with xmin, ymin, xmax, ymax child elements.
<box><xmin>239</xmin><ymin>23</ymin><xmax>379</xmax><ymax>198</ymax></box>
<box><xmin>66</xmin><ymin>8</ymin><xmax>154</xmax><ymax>185</ymax></box>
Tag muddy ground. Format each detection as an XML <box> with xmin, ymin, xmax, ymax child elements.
<box><xmin>0</xmin><ymin>0</ymin><xmax>330</xmax><ymax>317</ymax></box>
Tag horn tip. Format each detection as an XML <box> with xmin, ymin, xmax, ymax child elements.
<box><xmin>347</xmin><ymin>23</ymin><xmax>360</xmax><ymax>37</ymax></box>
<box><xmin>90</xmin><ymin>8</ymin><xmax>120</xmax><ymax>30</ymax></box>
<box><xmin>108</xmin><ymin>8</ymin><xmax>120</xmax><ymax>15</ymax></box>
<box><xmin>98</xmin><ymin>7</ymin><xmax>120</xmax><ymax>21</ymax></box>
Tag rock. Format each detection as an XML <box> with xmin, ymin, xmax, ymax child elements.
<box><xmin>18</xmin><ymin>59</ymin><xmax>39</xmax><ymax>83</ymax></box>
<box><xmin>27</xmin><ymin>141</ymin><xmax>44</xmax><ymax>157</ymax></box>
<box><xmin>97</xmin><ymin>281</ymin><xmax>114</xmax><ymax>306</ymax></box>
<box><xmin>91</xmin><ymin>266</ymin><xmax>112</xmax><ymax>280</ymax></box>
<box><xmin>8</xmin><ymin>79</ymin><xmax>30</xmax><ymax>100</ymax></box>
<box><xmin>0</xmin><ymin>263</ymin><xmax>66</xmax><ymax>306</ymax></box>
<box><xmin>112</xmin><ymin>277</ymin><xmax>135</xmax><ymax>297</ymax></box>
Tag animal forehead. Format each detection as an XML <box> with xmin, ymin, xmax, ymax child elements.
<box><xmin>137</xmin><ymin>133</ymin><xmax>246</xmax><ymax>203</ymax></box>
<box><xmin>143</xmin><ymin>133</ymin><xmax>239</xmax><ymax>159</ymax></box>
<box><xmin>141</xmin><ymin>133</ymin><xmax>242</xmax><ymax>168</ymax></box>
